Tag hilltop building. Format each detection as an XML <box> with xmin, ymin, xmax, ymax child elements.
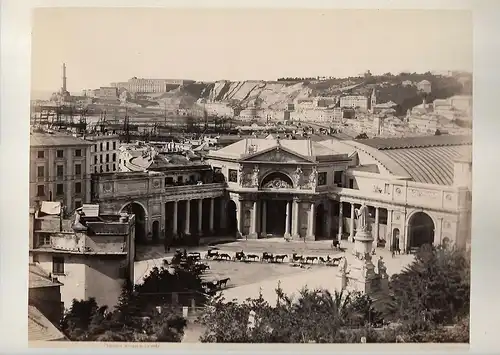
<box><xmin>417</xmin><ymin>80</ymin><xmax>432</xmax><ymax>93</ymax></box>
<box><xmin>111</xmin><ymin>78</ymin><xmax>196</xmax><ymax>93</ymax></box>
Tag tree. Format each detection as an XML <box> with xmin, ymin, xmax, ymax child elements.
<box><xmin>389</xmin><ymin>245</ymin><xmax>470</xmax><ymax>327</ymax></box>
<box><xmin>61</xmin><ymin>258</ymin><xmax>206</xmax><ymax>342</ymax></box>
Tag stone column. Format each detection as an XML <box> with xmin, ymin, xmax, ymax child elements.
<box><xmin>337</xmin><ymin>201</ymin><xmax>343</xmax><ymax>242</ymax></box>
<box><xmin>249</xmin><ymin>200</ymin><xmax>258</xmax><ymax>239</ymax></box>
<box><xmin>198</xmin><ymin>199</ymin><xmax>203</xmax><ymax>235</ymax></box>
<box><xmin>172</xmin><ymin>200</ymin><xmax>178</xmax><ymax>236</ymax></box>
<box><xmin>260</xmin><ymin>200</ymin><xmax>267</xmax><ymax>238</ymax></box>
<box><xmin>292</xmin><ymin>199</ymin><xmax>299</xmax><ymax>239</ymax></box>
<box><xmin>184</xmin><ymin>199</ymin><xmax>191</xmax><ymax>235</ymax></box>
<box><xmin>220</xmin><ymin>199</ymin><xmax>227</xmax><ymax>230</ymax></box>
<box><xmin>209</xmin><ymin>198</ymin><xmax>214</xmax><ymax>233</ymax></box>
<box><xmin>349</xmin><ymin>203</ymin><xmax>355</xmax><ymax>242</ymax></box>
<box><xmin>284</xmin><ymin>201</ymin><xmax>291</xmax><ymax>238</ymax></box>
<box><xmin>236</xmin><ymin>200</ymin><xmax>244</xmax><ymax>238</ymax></box>
<box><xmin>386</xmin><ymin>209</ymin><xmax>392</xmax><ymax>250</ymax></box>
<box><xmin>374</xmin><ymin>207</ymin><xmax>380</xmax><ymax>242</ymax></box>
<box><xmin>307</xmin><ymin>202</ymin><xmax>315</xmax><ymax>241</ymax></box>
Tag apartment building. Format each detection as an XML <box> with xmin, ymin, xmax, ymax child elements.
<box><xmin>30</xmin><ymin>131</ymin><xmax>92</xmax><ymax>211</ymax></box>
<box><xmin>85</xmin><ymin>134</ymin><xmax>121</xmax><ymax>173</ymax></box>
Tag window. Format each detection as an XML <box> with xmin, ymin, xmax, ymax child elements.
<box><xmin>75</xmin><ymin>164</ymin><xmax>82</xmax><ymax>176</ymax></box>
<box><xmin>56</xmin><ymin>150</ymin><xmax>64</xmax><ymax>158</ymax></box>
<box><xmin>106</xmin><ymin>165</ymin><xmax>110</xmax><ymax>172</ymax></box>
<box><xmin>56</xmin><ymin>165</ymin><xmax>64</xmax><ymax>178</ymax></box>
<box><xmin>39</xmin><ymin>233</ymin><xmax>51</xmax><ymax>247</ymax></box>
<box><xmin>334</xmin><ymin>171</ymin><xmax>343</xmax><ymax>185</ymax></box>
<box><xmin>94</xmin><ymin>144</ymin><xmax>97</xmax><ymax>152</ymax></box>
<box><xmin>166</xmin><ymin>177</ymin><xmax>174</xmax><ymax>185</ymax></box>
<box><xmin>189</xmin><ymin>175</ymin><xmax>195</xmax><ymax>182</ymax></box>
<box><xmin>100</xmin><ymin>143</ymin><xmax>103</xmax><ymax>151</ymax></box>
<box><xmin>37</xmin><ymin>185</ymin><xmax>45</xmax><ymax>197</ymax></box>
<box><xmin>75</xmin><ymin>200</ymin><xmax>82</xmax><ymax>209</ymax></box>
<box><xmin>52</xmin><ymin>256</ymin><xmax>65</xmax><ymax>275</ymax></box>
<box><xmin>75</xmin><ymin>182</ymin><xmax>82</xmax><ymax>194</ymax></box>
<box><xmin>100</xmin><ymin>166</ymin><xmax>103</xmax><ymax>173</ymax></box>
<box><xmin>37</xmin><ymin>151</ymin><xmax>45</xmax><ymax>159</ymax></box>
<box><xmin>112</xmin><ymin>164</ymin><xmax>116</xmax><ymax>171</ymax></box>
<box><xmin>113</xmin><ymin>142</ymin><xmax>116</xmax><ymax>150</ymax></box>
<box><xmin>56</xmin><ymin>184</ymin><xmax>64</xmax><ymax>196</ymax></box>
<box><xmin>75</xmin><ymin>149</ymin><xmax>82</xmax><ymax>157</ymax></box>
<box><xmin>318</xmin><ymin>172</ymin><xmax>327</xmax><ymax>186</ymax></box>
<box><xmin>228</xmin><ymin>169</ymin><xmax>238</xmax><ymax>183</ymax></box>
<box><xmin>106</xmin><ymin>142</ymin><xmax>110</xmax><ymax>150</ymax></box>
<box><xmin>349</xmin><ymin>179</ymin><xmax>354</xmax><ymax>189</ymax></box>
<box><xmin>106</xmin><ymin>154</ymin><xmax>109</xmax><ymax>163</ymax></box>
<box><xmin>94</xmin><ymin>167</ymin><xmax>97</xmax><ymax>173</ymax></box>
<box><xmin>37</xmin><ymin>166</ymin><xmax>44</xmax><ymax>178</ymax></box>
<box><xmin>100</xmin><ymin>155</ymin><xmax>103</xmax><ymax>163</ymax></box>
<box><xmin>177</xmin><ymin>176</ymin><xmax>183</xmax><ymax>183</ymax></box>
<box><xmin>94</xmin><ymin>156</ymin><xmax>98</xmax><ymax>164</ymax></box>
<box><xmin>112</xmin><ymin>153</ymin><xmax>116</xmax><ymax>162</ymax></box>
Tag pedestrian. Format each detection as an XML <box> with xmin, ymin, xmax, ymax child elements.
<box><xmin>164</xmin><ymin>232</ymin><xmax>171</xmax><ymax>253</ymax></box>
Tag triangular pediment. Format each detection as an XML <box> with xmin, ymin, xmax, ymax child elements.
<box><xmin>242</xmin><ymin>146</ymin><xmax>315</xmax><ymax>163</ymax></box>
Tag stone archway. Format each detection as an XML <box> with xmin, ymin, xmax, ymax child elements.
<box><xmin>315</xmin><ymin>203</ymin><xmax>326</xmax><ymax>239</ymax></box>
<box><xmin>408</xmin><ymin>212</ymin><xmax>435</xmax><ymax>250</ymax></box>
<box><xmin>120</xmin><ymin>202</ymin><xmax>148</xmax><ymax>244</ymax></box>
<box><xmin>260</xmin><ymin>172</ymin><xmax>294</xmax><ymax>189</ymax></box>
<box><xmin>226</xmin><ymin>200</ymin><xmax>237</xmax><ymax>235</ymax></box>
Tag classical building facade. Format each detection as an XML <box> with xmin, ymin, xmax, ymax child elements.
<box><xmin>89</xmin><ymin>135</ymin><xmax>472</xmax><ymax>253</ymax></box>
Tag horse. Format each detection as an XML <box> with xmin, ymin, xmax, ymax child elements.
<box><xmin>305</xmin><ymin>256</ymin><xmax>318</xmax><ymax>264</ymax></box>
<box><xmin>274</xmin><ymin>254</ymin><xmax>288</xmax><ymax>263</ymax></box>
<box><xmin>234</xmin><ymin>250</ymin><xmax>246</xmax><ymax>261</ymax></box>
<box><xmin>291</xmin><ymin>253</ymin><xmax>304</xmax><ymax>263</ymax></box>
<box><xmin>262</xmin><ymin>252</ymin><xmax>274</xmax><ymax>262</ymax></box>
<box><xmin>331</xmin><ymin>240</ymin><xmax>340</xmax><ymax>250</ymax></box>
<box><xmin>206</xmin><ymin>250</ymin><xmax>219</xmax><ymax>259</ymax></box>
<box><xmin>219</xmin><ymin>253</ymin><xmax>232</xmax><ymax>261</ymax></box>
<box><xmin>331</xmin><ymin>257</ymin><xmax>343</xmax><ymax>266</ymax></box>
<box><xmin>218</xmin><ymin>277</ymin><xmax>231</xmax><ymax>289</ymax></box>
<box><xmin>246</xmin><ymin>254</ymin><xmax>259</xmax><ymax>261</ymax></box>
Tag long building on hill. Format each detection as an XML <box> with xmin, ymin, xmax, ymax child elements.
<box><xmin>110</xmin><ymin>77</ymin><xmax>196</xmax><ymax>93</ymax></box>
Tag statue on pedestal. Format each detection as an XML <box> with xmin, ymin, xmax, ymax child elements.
<box><xmin>251</xmin><ymin>165</ymin><xmax>259</xmax><ymax>187</ymax></box>
<box><xmin>238</xmin><ymin>166</ymin><xmax>244</xmax><ymax>186</ymax></box>
<box><xmin>309</xmin><ymin>167</ymin><xmax>318</xmax><ymax>187</ymax></box>
<box><xmin>337</xmin><ymin>256</ymin><xmax>348</xmax><ymax>275</ymax></box>
<box><xmin>377</xmin><ymin>256</ymin><xmax>388</xmax><ymax>278</ymax></box>
<box><xmin>293</xmin><ymin>166</ymin><xmax>303</xmax><ymax>187</ymax></box>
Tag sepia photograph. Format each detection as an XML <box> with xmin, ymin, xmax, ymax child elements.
<box><xmin>27</xmin><ymin>7</ymin><xmax>472</xmax><ymax>345</ymax></box>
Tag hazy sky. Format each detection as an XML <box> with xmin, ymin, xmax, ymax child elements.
<box><xmin>31</xmin><ymin>8</ymin><xmax>472</xmax><ymax>94</ymax></box>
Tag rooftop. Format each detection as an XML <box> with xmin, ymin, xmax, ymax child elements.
<box><xmin>343</xmin><ymin>135</ymin><xmax>472</xmax><ymax>186</ymax></box>
<box><xmin>208</xmin><ymin>138</ymin><xmax>350</xmax><ymax>161</ymax></box>
<box><xmin>30</xmin><ymin>132</ymin><xmax>93</xmax><ymax>148</ymax></box>
<box><xmin>28</xmin><ymin>306</ymin><xmax>67</xmax><ymax>342</ymax></box>
<box><xmin>29</xmin><ymin>264</ymin><xmax>63</xmax><ymax>288</ymax></box>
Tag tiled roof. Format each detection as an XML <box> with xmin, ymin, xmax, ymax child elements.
<box><xmin>28</xmin><ymin>306</ymin><xmax>67</xmax><ymax>341</ymax></box>
<box><xmin>30</xmin><ymin>132</ymin><xmax>93</xmax><ymax>147</ymax></box>
<box><xmin>350</xmin><ymin>135</ymin><xmax>472</xmax><ymax>186</ymax></box>
<box><xmin>29</xmin><ymin>264</ymin><xmax>62</xmax><ymax>288</ymax></box>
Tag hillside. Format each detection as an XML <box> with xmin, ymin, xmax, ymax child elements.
<box><xmin>141</xmin><ymin>72</ymin><xmax>471</xmax><ymax>115</ymax></box>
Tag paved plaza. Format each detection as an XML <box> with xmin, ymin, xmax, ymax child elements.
<box><xmin>134</xmin><ymin>239</ymin><xmax>414</xmax><ymax>303</ymax></box>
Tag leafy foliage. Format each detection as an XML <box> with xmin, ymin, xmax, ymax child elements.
<box><xmin>61</xmin><ymin>257</ymin><xmax>208</xmax><ymax>342</ymax></box>
<box><xmin>197</xmin><ymin>245</ymin><xmax>470</xmax><ymax>343</ymax></box>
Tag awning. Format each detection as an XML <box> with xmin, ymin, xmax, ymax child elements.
<box><xmin>40</xmin><ymin>201</ymin><xmax>61</xmax><ymax>215</ymax></box>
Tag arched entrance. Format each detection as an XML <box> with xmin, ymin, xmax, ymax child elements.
<box><xmin>315</xmin><ymin>203</ymin><xmax>326</xmax><ymax>239</ymax></box>
<box><xmin>260</xmin><ymin>172</ymin><xmax>294</xmax><ymax>189</ymax></box>
<box><xmin>152</xmin><ymin>220</ymin><xmax>160</xmax><ymax>244</ymax></box>
<box><xmin>121</xmin><ymin>202</ymin><xmax>147</xmax><ymax>244</ymax></box>
<box><xmin>266</xmin><ymin>200</ymin><xmax>287</xmax><ymax>236</ymax></box>
<box><xmin>408</xmin><ymin>212</ymin><xmax>435</xmax><ymax>249</ymax></box>
<box><xmin>226</xmin><ymin>200</ymin><xmax>237</xmax><ymax>235</ymax></box>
